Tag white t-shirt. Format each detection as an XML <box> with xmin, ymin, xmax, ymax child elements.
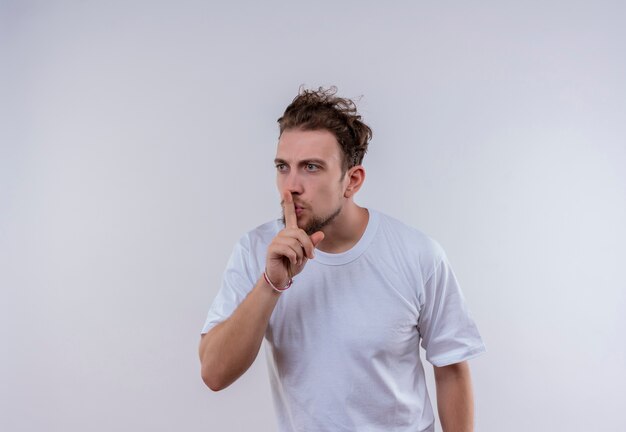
<box><xmin>202</xmin><ymin>209</ymin><xmax>486</xmax><ymax>432</ymax></box>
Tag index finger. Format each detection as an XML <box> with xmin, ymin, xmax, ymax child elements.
<box><xmin>282</xmin><ymin>190</ymin><xmax>298</xmax><ymax>229</ymax></box>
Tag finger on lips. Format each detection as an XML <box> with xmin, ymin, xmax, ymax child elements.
<box><xmin>279</xmin><ymin>190</ymin><xmax>319</xmax><ymax>267</ymax></box>
<box><xmin>281</xmin><ymin>191</ymin><xmax>316</xmax><ymax>259</ymax></box>
<box><xmin>282</xmin><ymin>190</ymin><xmax>298</xmax><ymax>229</ymax></box>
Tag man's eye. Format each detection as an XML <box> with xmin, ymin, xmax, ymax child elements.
<box><xmin>306</xmin><ymin>164</ymin><xmax>319</xmax><ymax>171</ymax></box>
<box><xmin>276</xmin><ymin>164</ymin><xmax>287</xmax><ymax>171</ymax></box>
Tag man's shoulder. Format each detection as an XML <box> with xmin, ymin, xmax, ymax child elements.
<box><xmin>235</xmin><ymin>218</ymin><xmax>282</xmax><ymax>250</ymax></box>
<box><xmin>372</xmin><ymin>209</ymin><xmax>446</xmax><ymax>262</ymax></box>
<box><xmin>250</xmin><ymin>218</ymin><xmax>282</xmax><ymax>238</ymax></box>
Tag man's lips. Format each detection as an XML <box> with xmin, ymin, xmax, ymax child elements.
<box><xmin>294</xmin><ymin>204</ymin><xmax>306</xmax><ymax>216</ymax></box>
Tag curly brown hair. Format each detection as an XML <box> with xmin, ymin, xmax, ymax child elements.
<box><xmin>277</xmin><ymin>86</ymin><xmax>373</xmax><ymax>176</ymax></box>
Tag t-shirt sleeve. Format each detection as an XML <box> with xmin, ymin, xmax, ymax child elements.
<box><xmin>417</xmin><ymin>252</ymin><xmax>486</xmax><ymax>367</ymax></box>
<box><xmin>201</xmin><ymin>235</ymin><xmax>257</xmax><ymax>335</ymax></box>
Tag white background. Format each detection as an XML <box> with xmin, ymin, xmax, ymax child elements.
<box><xmin>1</xmin><ymin>1</ymin><xmax>625</xmax><ymax>431</ymax></box>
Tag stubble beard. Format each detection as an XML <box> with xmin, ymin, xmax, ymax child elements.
<box><xmin>281</xmin><ymin>204</ymin><xmax>343</xmax><ymax>235</ymax></box>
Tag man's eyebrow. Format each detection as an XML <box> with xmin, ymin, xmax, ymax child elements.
<box><xmin>304</xmin><ymin>159</ymin><xmax>327</xmax><ymax>166</ymax></box>
<box><xmin>273</xmin><ymin>158</ymin><xmax>327</xmax><ymax>166</ymax></box>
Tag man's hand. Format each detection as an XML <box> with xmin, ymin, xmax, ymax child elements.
<box><xmin>265</xmin><ymin>190</ymin><xmax>325</xmax><ymax>287</ymax></box>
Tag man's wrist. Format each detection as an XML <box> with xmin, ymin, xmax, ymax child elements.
<box><xmin>263</xmin><ymin>270</ymin><xmax>292</xmax><ymax>293</ymax></box>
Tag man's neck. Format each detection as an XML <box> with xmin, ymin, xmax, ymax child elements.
<box><xmin>316</xmin><ymin>202</ymin><xmax>369</xmax><ymax>254</ymax></box>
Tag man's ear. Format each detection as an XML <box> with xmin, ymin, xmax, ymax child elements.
<box><xmin>343</xmin><ymin>165</ymin><xmax>366</xmax><ymax>198</ymax></box>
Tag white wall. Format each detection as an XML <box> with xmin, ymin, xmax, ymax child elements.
<box><xmin>2</xmin><ymin>1</ymin><xmax>625</xmax><ymax>431</ymax></box>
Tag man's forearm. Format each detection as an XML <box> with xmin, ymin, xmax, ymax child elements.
<box><xmin>199</xmin><ymin>275</ymin><xmax>280</xmax><ymax>391</ymax></box>
<box><xmin>434</xmin><ymin>361</ymin><xmax>475</xmax><ymax>432</ymax></box>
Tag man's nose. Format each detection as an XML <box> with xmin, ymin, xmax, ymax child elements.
<box><xmin>284</xmin><ymin>172</ymin><xmax>303</xmax><ymax>194</ymax></box>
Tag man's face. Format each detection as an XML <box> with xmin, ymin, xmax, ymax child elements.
<box><xmin>275</xmin><ymin>128</ymin><xmax>348</xmax><ymax>235</ymax></box>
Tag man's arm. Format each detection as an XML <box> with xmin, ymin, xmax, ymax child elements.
<box><xmin>199</xmin><ymin>190</ymin><xmax>324</xmax><ymax>392</ymax></box>
<box><xmin>199</xmin><ymin>275</ymin><xmax>281</xmax><ymax>391</ymax></box>
<box><xmin>433</xmin><ymin>361</ymin><xmax>475</xmax><ymax>432</ymax></box>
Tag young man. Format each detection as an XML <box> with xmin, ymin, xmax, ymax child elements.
<box><xmin>199</xmin><ymin>87</ymin><xmax>486</xmax><ymax>432</ymax></box>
